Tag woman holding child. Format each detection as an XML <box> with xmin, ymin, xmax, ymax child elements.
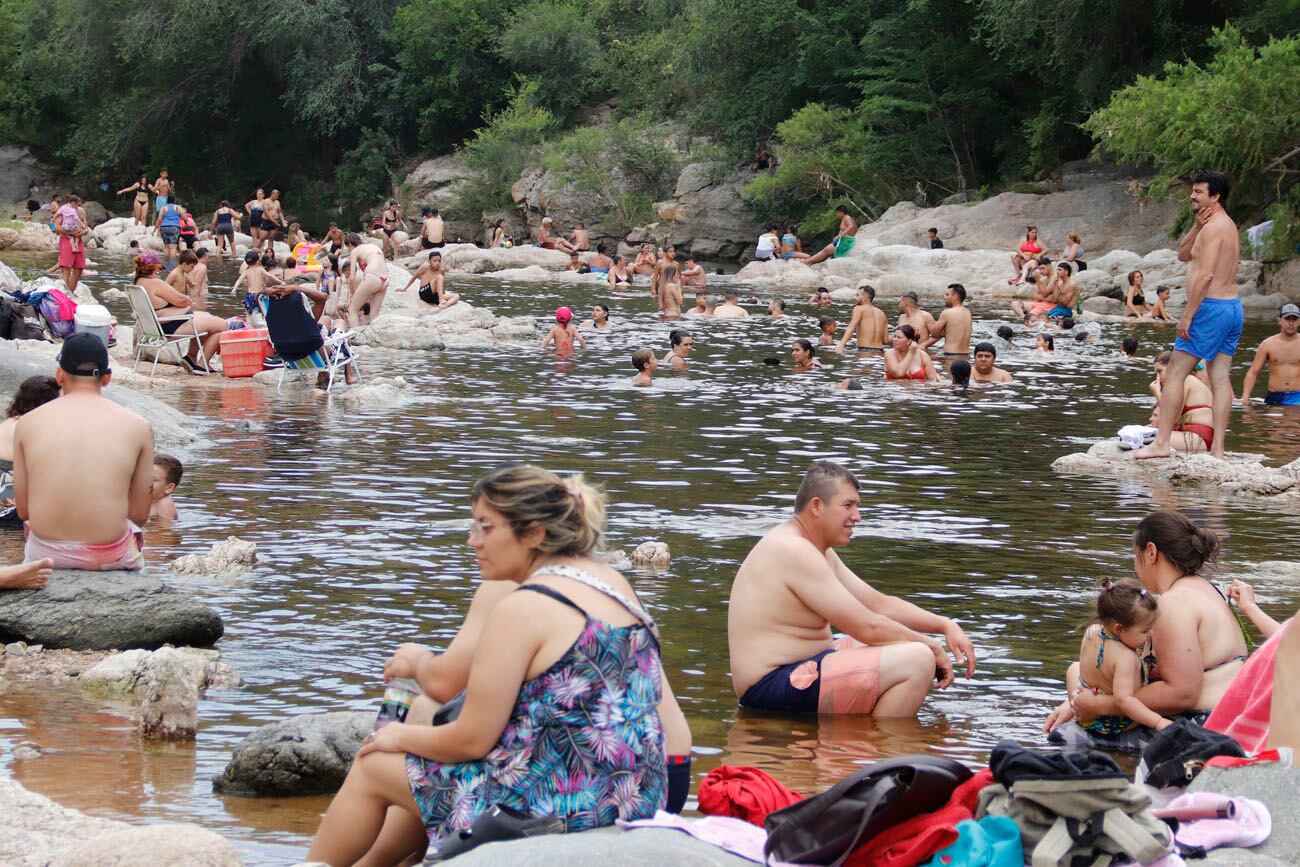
<box><xmin>1044</xmin><ymin>510</ymin><xmax>1248</xmax><ymax>746</ymax></box>
<box><xmin>307</xmin><ymin>465</ymin><xmax>688</xmax><ymax>866</ymax></box>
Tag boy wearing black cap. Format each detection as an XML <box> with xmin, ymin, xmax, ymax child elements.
<box><xmin>12</xmin><ymin>334</ymin><xmax>153</xmax><ymax>570</ymax></box>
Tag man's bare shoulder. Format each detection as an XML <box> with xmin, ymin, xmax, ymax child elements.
<box><xmin>745</xmin><ymin>522</ymin><xmax>829</xmax><ymax>571</ymax></box>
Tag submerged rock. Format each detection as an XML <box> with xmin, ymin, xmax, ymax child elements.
<box><xmin>1052</xmin><ymin>440</ymin><xmax>1298</xmax><ymax>498</ymax></box>
<box><xmin>79</xmin><ymin>646</ymin><xmax>240</xmax><ymax>698</ymax></box>
<box><xmin>330</xmin><ymin>376</ymin><xmax>412</xmax><ymax>407</ymax></box>
<box><xmin>138</xmin><ymin>649</ymin><xmax>201</xmax><ymax>740</ymax></box>
<box><xmin>169</xmin><ymin>537</ymin><xmax>258</xmax><ymax>575</ymax></box>
<box><xmin>0</xmin><ymin>570</ymin><xmax>224</xmax><ymax>650</ymax></box>
<box><xmin>0</xmin><ymin>778</ymin><xmax>241</xmax><ymax>867</ymax></box>
<box><xmin>631</xmin><ymin>541</ymin><xmax>671</xmax><ymax>568</ymax></box>
<box><xmin>213</xmin><ymin>710</ymin><xmax>373</xmax><ymax>796</ymax></box>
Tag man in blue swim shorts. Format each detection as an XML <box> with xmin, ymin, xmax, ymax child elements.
<box><xmin>727</xmin><ymin>461</ymin><xmax>975</xmax><ymax>717</ymax></box>
<box><xmin>1239</xmin><ymin>303</ymin><xmax>1300</xmax><ymax>406</ymax></box>
<box><xmin>1134</xmin><ymin>170</ymin><xmax>1241</xmax><ymax>459</ymax></box>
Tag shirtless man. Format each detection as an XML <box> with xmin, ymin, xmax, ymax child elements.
<box><xmin>569</xmin><ymin>223</ymin><xmax>591</xmax><ymax>252</ymax></box>
<box><xmin>166</xmin><ymin>250</ymin><xmax>206</xmax><ymax>310</ymax></box>
<box><xmin>897</xmin><ymin>292</ymin><xmax>935</xmax><ymax>338</ymax></box>
<box><xmin>1134</xmin><ymin>171</ymin><xmax>1242</xmax><ymax>459</ymax></box>
<box><xmin>835</xmin><ymin>284</ymin><xmax>888</xmax><ymax>353</ymax></box>
<box><xmin>324</xmin><ymin>222</ymin><xmax>346</xmax><ymax>254</ymax></box>
<box><xmin>970</xmin><ymin>342</ymin><xmax>1013</xmax><ymax>383</ymax></box>
<box><xmin>924</xmin><ymin>283</ymin><xmax>972</xmax><ymax>355</ymax></box>
<box><xmin>686</xmin><ymin>292</ymin><xmax>711</xmax><ymax>317</ymax></box>
<box><xmin>1051</xmin><ymin>264</ymin><xmax>1079</xmax><ymax>318</ymax></box>
<box><xmin>1010</xmin><ymin>259</ymin><xmax>1058</xmax><ymax>322</ymax></box>
<box><xmin>1239</xmin><ymin>304</ymin><xmax>1300</xmax><ymax>405</ymax></box>
<box><xmin>15</xmin><ymin>334</ymin><xmax>153</xmax><ymax>570</ymax></box>
<box><xmin>345</xmin><ymin>233</ymin><xmax>390</xmax><ymax>325</ymax></box>
<box><xmin>261</xmin><ymin>189</ymin><xmax>286</xmax><ymax>253</ymax></box>
<box><xmin>588</xmin><ymin>244</ymin><xmax>614</xmax><ymax>275</ymax></box>
<box><xmin>152</xmin><ymin>169</ymin><xmax>173</xmax><ymax>214</ymax></box>
<box><xmin>662</xmin><ymin>329</ymin><xmax>693</xmax><ymax>370</ymax></box>
<box><xmin>728</xmin><ymin>461</ymin><xmax>975</xmax><ymax>715</ymax></box>
<box><xmin>420</xmin><ymin>208</ymin><xmax>445</xmax><ymax>249</ymax></box>
<box><xmin>397</xmin><ymin>251</ymin><xmax>459</xmax><ymax>309</ymax></box>
<box><xmin>712</xmin><ymin>290</ymin><xmax>750</xmax><ymax>319</ymax></box>
<box><xmin>680</xmin><ymin>257</ymin><xmax>705</xmax><ymax>288</ymax></box>
<box><xmin>803</xmin><ymin>205</ymin><xmax>859</xmax><ymax>266</ymax></box>
<box><xmin>536</xmin><ymin>217</ymin><xmax>576</xmax><ymax>253</ymax></box>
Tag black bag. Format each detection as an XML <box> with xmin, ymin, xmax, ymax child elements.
<box><xmin>431</xmin><ymin>690</ymin><xmax>464</xmax><ymax>725</ymax></box>
<box><xmin>1141</xmin><ymin>719</ymin><xmax>1244</xmax><ymax>789</ymax></box>
<box><xmin>0</xmin><ymin>299</ymin><xmax>50</xmax><ymax>342</ymax></box>
<box><xmin>763</xmin><ymin>755</ymin><xmax>972</xmax><ymax>866</ymax></box>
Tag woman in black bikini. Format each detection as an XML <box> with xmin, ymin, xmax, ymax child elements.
<box><xmin>117</xmin><ymin>174</ymin><xmax>153</xmax><ymax>226</ymax></box>
<box><xmin>607</xmin><ymin>255</ymin><xmax>633</xmax><ymax>286</ymax></box>
<box><xmin>380</xmin><ymin>200</ymin><xmax>405</xmax><ymax>260</ymax></box>
<box><xmin>1045</xmin><ymin>510</ymin><xmax>1249</xmax><ymax>745</ymax></box>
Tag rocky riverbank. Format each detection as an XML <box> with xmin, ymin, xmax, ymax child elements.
<box><xmin>1053</xmin><ymin>440</ymin><xmax>1300</xmax><ymax>499</ymax></box>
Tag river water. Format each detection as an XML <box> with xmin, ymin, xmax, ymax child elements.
<box><xmin>1</xmin><ymin>252</ymin><xmax>1298</xmax><ymax>864</ymax></box>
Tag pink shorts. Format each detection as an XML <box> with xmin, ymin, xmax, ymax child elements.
<box><xmin>58</xmin><ymin>236</ymin><xmax>86</xmax><ymax>270</ymax></box>
<box><xmin>24</xmin><ymin>522</ymin><xmax>145</xmax><ymax>571</ymax></box>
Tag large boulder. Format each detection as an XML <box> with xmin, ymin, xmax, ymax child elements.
<box><xmin>0</xmin><ymin>222</ymin><xmax>57</xmax><ymax>251</ymax></box>
<box><xmin>0</xmin><ymin>145</ymin><xmax>41</xmax><ymax>204</ymax></box>
<box><xmin>213</xmin><ymin>710</ymin><xmax>373</xmax><ymax>796</ymax></box>
<box><xmin>0</xmin><ymin>778</ymin><xmax>241</xmax><ymax>867</ymax></box>
<box><xmin>432</xmin><ymin>826</ymin><xmax>754</xmax><ymax>866</ymax></box>
<box><xmin>79</xmin><ymin>646</ymin><xmax>240</xmax><ymax>698</ymax></box>
<box><xmin>0</xmin><ymin>570</ymin><xmax>225</xmax><ymax>650</ymax></box>
<box><xmin>648</xmin><ymin>163</ymin><xmax>761</xmax><ymax>260</ymax></box>
<box><xmin>0</xmin><ymin>344</ymin><xmax>203</xmax><ymax>452</ymax></box>
<box><xmin>512</xmin><ymin>167</ymin><xmax>624</xmax><ymax>249</ymax></box>
<box><xmin>0</xmin><ymin>257</ymin><xmax>21</xmax><ymax>293</ymax></box>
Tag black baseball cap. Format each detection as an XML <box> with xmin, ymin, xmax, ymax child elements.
<box><xmin>57</xmin><ymin>333</ymin><xmax>111</xmax><ymax>377</ymax></box>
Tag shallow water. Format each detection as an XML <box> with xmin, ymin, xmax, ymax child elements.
<box><xmin>2</xmin><ymin>251</ymin><xmax>1299</xmax><ymax>864</ymax></box>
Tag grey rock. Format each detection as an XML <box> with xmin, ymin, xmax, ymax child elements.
<box><xmin>430</xmin><ymin>827</ymin><xmax>753</xmax><ymax>866</ymax></box>
<box><xmin>0</xmin><ymin>145</ymin><xmax>41</xmax><ymax>204</ymax></box>
<box><xmin>12</xmin><ymin>741</ymin><xmax>42</xmax><ymax>761</ymax></box>
<box><xmin>0</xmin><ymin>258</ymin><xmax>21</xmax><ymax>294</ymax></box>
<box><xmin>1188</xmin><ymin>763</ymin><xmax>1300</xmax><ymax>866</ymax></box>
<box><xmin>213</xmin><ymin>710</ymin><xmax>373</xmax><ymax>796</ymax></box>
<box><xmin>139</xmin><ymin>650</ymin><xmax>201</xmax><ymax>740</ymax></box>
<box><xmin>0</xmin><ymin>570</ymin><xmax>224</xmax><ymax>650</ymax></box>
<box><xmin>5</xmin><ymin>641</ymin><xmax>26</xmax><ymax>657</ymax></box>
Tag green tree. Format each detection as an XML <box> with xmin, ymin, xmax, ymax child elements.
<box><xmin>455</xmin><ymin>82</ymin><xmax>557</xmax><ymax>217</ymax></box>
<box><xmin>497</xmin><ymin>0</ymin><xmax>604</xmax><ymax>114</ymax></box>
<box><xmin>543</xmin><ymin>117</ymin><xmax>680</xmax><ymax>229</ymax></box>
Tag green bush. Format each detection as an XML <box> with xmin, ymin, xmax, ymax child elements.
<box><xmin>497</xmin><ymin>0</ymin><xmax>603</xmax><ymax>114</ymax></box>
<box><xmin>456</xmin><ymin>82</ymin><xmax>557</xmax><ymax>217</ymax></box>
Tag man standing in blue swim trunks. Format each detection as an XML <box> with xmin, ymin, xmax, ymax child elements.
<box><xmin>727</xmin><ymin>461</ymin><xmax>975</xmax><ymax>716</ymax></box>
<box><xmin>1239</xmin><ymin>304</ymin><xmax>1300</xmax><ymax>406</ymax></box>
<box><xmin>1134</xmin><ymin>170</ymin><xmax>1241</xmax><ymax>459</ymax></box>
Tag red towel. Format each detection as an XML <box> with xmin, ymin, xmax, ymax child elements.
<box><xmin>1205</xmin><ymin>619</ymin><xmax>1291</xmax><ymax>753</ymax></box>
<box><xmin>697</xmin><ymin>765</ymin><xmax>804</xmax><ymax>826</ymax></box>
<box><xmin>845</xmin><ymin>767</ymin><xmax>995</xmax><ymax>867</ymax></box>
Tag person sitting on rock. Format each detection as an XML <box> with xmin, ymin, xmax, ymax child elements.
<box><xmin>1010</xmin><ymin>259</ymin><xmax>1058</xmax><ymax>323</ymax></box>
<box><xmin>802</xmin><ymin>205</ymin><xmax>859</xmax><ymax>265</ymax></box>
<box><xmin>1009</xmin><ymin>225</ymin><xmax>1043</xmax><ymax>284</ymax></box>
<box><xmin>535</xmin><ymin>217</ymin><xmax>576</xmax><ymax>253</ymax></box>
<box><xmin>14</xmin><ymin>334</ymin><xmax>153</xmax><ymax>571</ymax></box>
<box><xmin>588</xmin><ymin>244</ymin><xmax>614</xmax><ymax>278</ymax></box>
<box><xmin>150</xmin><ymin>454</ymin><xmax>182</xmax><ymax>524</ymax></box>
<box><xmin>311</xmin><ymin>466</ymin><xmax>689</xmax><ymax>865</ymax></box>
<box><xmin>1061</xmin><ymin>233</ymin><xmax>1086</xmax><ymax>270</ymax></box>
<box><xmin>1125</xmin><ymin>270</ymin><xmax>1151</xmax><ymax>318</ymax></box>
<box><xmin>1150</xmin><ymin>350</ymin><xmax>1214</xmax><ymax>453</ymax></box>
<box><xmin>1050</xmin><ymin>263</ymin><xmax>1079</xmax><ymax>319</ymax></box>
<box><xmin>607</xmin><ymin>254</ymin><xmax>632</xmax><ymax>286</ymax></box>
<box><xmin>781</xmin><ymin>226</ymin><xmax>809</xmax><ymax>260</ymax></box>
<box><xmin>1150</xmin><ymin>286</ymin><xmax>1172</xmax><ymax>321</ymax></box>
<box><xmin>632</xmin><ymin>243</ymin><xmax>656</xmax><ymax>276</ymax></box>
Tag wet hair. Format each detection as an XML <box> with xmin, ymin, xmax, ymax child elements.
<box><xmin>819</xmin><ymin>317</ymin><xmax>836</xmax><ymax>331</ymax></box>
<box><xmin>896</xmin><ymin>324</ymin><xmax>918</xmax><ymax>342</ymax></box>
<box><xmin>669</xmin><ymin>329</ymin><xmax>688</xmax><ymax>347</ymax></box>
<box><xmin>1189</xmin><ymin>170</ymin><xmax>1230</xmax><ymax>202</ymax></box>
<box><xmin>153</xmin><ymin>454</ymin><xmax>184</xmax><ymax>487</ymax></box>
<box><xmin>858</xmin><ymin>284</ymin><xmax>876</xmax><ymax>300</ymax></box>
<box><xmin>284</xmin><ymin>256</ymin><xmax>297</xmax><ymax>270</ymax></box>
<box><xmin>794</xmin><ymin>460</ymin><xmax>858</xmax><ymax>513</ymax></box>
<box><xmin>592</xmin><ymin>303</ymin><xmax>609</xmax><ymax>316</ymax></box>
<box><xmin>1074</xmin><ymin>331</ymin><xmax>1089</xmax><ymax>342</ymax></box>
<box><xmin>244</xmin><ymin>250</ymin><xmax>260</xmax><ymax>264</ymax></box>
<box><xmin>950</xmin><ymin>359</ymin><xmax>971</xmax><ymax>386</ymax></box>
<box><xmin>596</xmin><ymin>243</ymin><xmax>607</xmax><ymax>254</ymax></box>
<box><xmin>261</xmin><ymin>252</ymin><xmax>277</xmax><ymax>269</ymax></box>
<box><xmin>771</xmin><ymin>298</ymin><xmax>786</xmax><ymax>311</ymax></box>
<box><xmin>996</xmin><ymin>325</ymin><xmax>1014</xmax><ymax>341</ymax></box>
<box><xmin>1155</xmin><ymin>350</ymin><xmax>1173</xmax><ymax>366</ymax></box>
<box><xmin>345</xmin><ymin>233</ymin><xmax>363</xmax><ymax>246</ymax></box>
<box><xmin>725</xmin><ymin>290</ymin><xmax>739</xmax><ymax>301</ymax></box>
<box><xmin>178</xmin><ymin>250</ymin><xmax>198</xmax><ymax>266</ymax></box>
<box><xmin>612</xmin><ymin>254</ymin><xmax>623</xmax><ymax>264</ymax></box>
<box><xmin>631</xmin><ymin>348</ymin><xmax>654</xmax><ymax>372</ymax></box>
<box><xmin>1094</xmin><ymin>578</ymin><xmax>1158</xmax><ymax>629</ymax></box>
<box><xmin>794</xmin><ymin>338</ymin><xmax>816</xmax><ymax>356</ymax></box>
<box><xmin>1040</xmin><ymin>334</ymin><xmax>1055</xmax><ymax>350</ymax></box>
<box><xmin>816</xmin><ymin>287</ymin><xmax>829</xmax><ymax>295</ymax></box>
<box><xmin>133</xmin><ymin>255</ymin><xmax>163</xmax><ymax>280</ymax></box>
<box><xmin>1060</xmin><ymin>316</ymin><xmax>1075</xmax><ymax>329</ymax></box>
<box><xmin>948</xmin><ymin>283</ymin><xmax>966</xmax><ymax>302</ymax></box>
<box><xmin>1128</xmin><ymin>270</ymin><xmax>1142</xmax><ymax>286</ymax></box>
<box><xmin>429</xmin><ymin>208</ymin><xmax>439</xmax><ymax>216</ymax></box>
<box><xmin>1134</xmin><ymin>510</ymin><xmax>1221</xmax><ymax>576</ymax></box>
<box><xmin>901</xmin><ymin>291</ymin><xmax>918</xmax><ymax>305</ymax></box>
<box><xmin>471</xmin><ymin>465</ymin><xmax>606</xmax><ymax>557</ymax></box>
<box><xmin>974</xmin><ymin>341</ymin><xmax>995</xmax><ymax>358</ymax></box>
<box><xmin>6</xmin><ymin>375</ymin><xmax>59</xmax><ymax>418</ymax></box>
<box><xmin>1122</xmin><ymin>336</ymin><xmax>1139</xmax><ymax>356</ymax></box>
<box><xmin>195</xmin><ymin>248</ymin><xmax>208</xmax><ymax>259</ymax></box>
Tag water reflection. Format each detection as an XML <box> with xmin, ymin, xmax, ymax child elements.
<box><xmin>0</xmin><ymin>251</ymin><xmax>1297</xmax><ymax>864</ymax></box>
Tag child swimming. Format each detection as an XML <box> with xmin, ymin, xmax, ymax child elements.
<box><xmin>1074</xmin><ymin>579</ymin><xmax>1171</xmax><ymax>735</ymax></box>
<box><xmin>540</xmin><ymin>306</ymin><xmax>585</xmax><ymax>354</ymax></box>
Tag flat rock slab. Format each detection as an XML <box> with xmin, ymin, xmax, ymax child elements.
<box><xmin>214</xmin><ymin>710</ymin><xmax>372</xmax><ymax>796</ymax></box>
<box><xmin>425</xmin><ymin>827</ymin><xmax>753</xmax><ymax>865</ymax></box>
<box><xmin>1189</xmin><ymin>763</ymin><xmax>1300</xmax><ymax>866</ymax></box>
<box><xmin>1052</xmin><ymin>441</ymin><xmax>1298</xmax><ymax>499</ymax></box>
<box><xmin>0</xmin><ymin>570</ymin><xmax>224</xmax><ymax>650</ymax></box>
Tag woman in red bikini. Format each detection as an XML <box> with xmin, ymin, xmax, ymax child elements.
<box><xmin>884</xmin><ymin>325</ymin><xmax>938</xmax><ymax>382</ymax></box>
<box><xmin>1151</xmin><ymin>350</ymin><xmax>1214</xmax><ymax>452</ymax></box>
<box><xmin>1010</xmin><ymin>225</ymin><xmax>1044</xmax><ymax>284</ymax></box>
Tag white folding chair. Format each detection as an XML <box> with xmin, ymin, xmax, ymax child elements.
<box><xmin>127</xmin><ymin>286</ymin><xmax>209</xmax><ymax>375</ymax></box>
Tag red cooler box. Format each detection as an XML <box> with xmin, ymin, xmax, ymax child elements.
<box><xmin>220</xmin><ymin>328</ymin><xmax>274</xmax><ymax>378</ymax></box>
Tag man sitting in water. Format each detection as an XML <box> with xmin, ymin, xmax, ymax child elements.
<box><xmin>971</xmin><ymin>342</ymin><xmax>1013</xmax><ymax>383</ymax></box>
<box><xmin>728</xmin><ymin>461</ymin><xmax>975</xmax><ymax>715</ymax></box>
<box><xmin>808</xmin><ymin>287</ymin><xmax>833</xmax><ymax>308</ymax></box>
<box><xmin>686</xmin><ymin>292</ymin><xmax>711</xmax><ymax>316</ymax></box>
<box><xmin>922</xmin><ymin>283</ymin><xmax>972</xmax><ymax>355</ymax></box>
<box><xmin>631</xmin><ymin>348</ymin><xmax>656</xmax><ymax>386</ymax></box>
<box><xmin>680</xmin><ymin>257</ymin><xmax>705</xmax><ymax>288</ymax></box>
<box><xmin>712</xmin><ymin>290</ymin><xmax>750</xmax><ymax>318</ymax></box>
<box><xmin>587</xmin><ymin>244</ymin><xmax>614</xmax><ymax>277</ymax></box>
<box><xmin>14</xmin><ymin>335</ymin><xmax>153</xmax><ymax>570</ymax></box>
<box><xmin>1239</xmin><ymin>303</ymin><xmax>1300</xmax><ymax>405</ymax></box>
<box><xmin>835</xmin><ymin>284</ymin><xmax>888</xmax><ymax>353</ymax></box>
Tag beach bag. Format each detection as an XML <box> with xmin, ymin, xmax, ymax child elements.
<box><xmin>1140</xmin><ymin>720</ymin><xmax>1245</xmax><ymax>790</ymax></box>
<box><xmin>763</xmin><ymin>755</ymin><xmax>972</xmax><ymax>866</ymax></box>
<box><xmin>977</xmin><ymin>775</ymin><xmax>1172</xmax><ymax>867</ymax></box>
<box><xmin>1</xmin><ymin>298</ymin><xmax>51</xmax><ymax>342</ymax></box>
<box><xmin>38</xmin><ymin>288</ymin><xmax>77</xmax><ymax>339</ymax></box>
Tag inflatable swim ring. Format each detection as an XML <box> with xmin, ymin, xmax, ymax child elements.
<box><xmin>291</xmin><ymin>242</ymin><xmax>324</xmax><ymax>273</ymax></box>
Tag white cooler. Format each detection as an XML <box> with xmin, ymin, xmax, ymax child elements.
<box><xmin>73</xmin><ymin>304</ymin><xmax>113</xmax><ymax>347</ymax></box>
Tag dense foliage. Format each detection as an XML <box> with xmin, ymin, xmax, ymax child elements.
<box><xmin>0</xmin><ymin>0</ymin><xmax>1294</xmax><ymax>234</ymax></box>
